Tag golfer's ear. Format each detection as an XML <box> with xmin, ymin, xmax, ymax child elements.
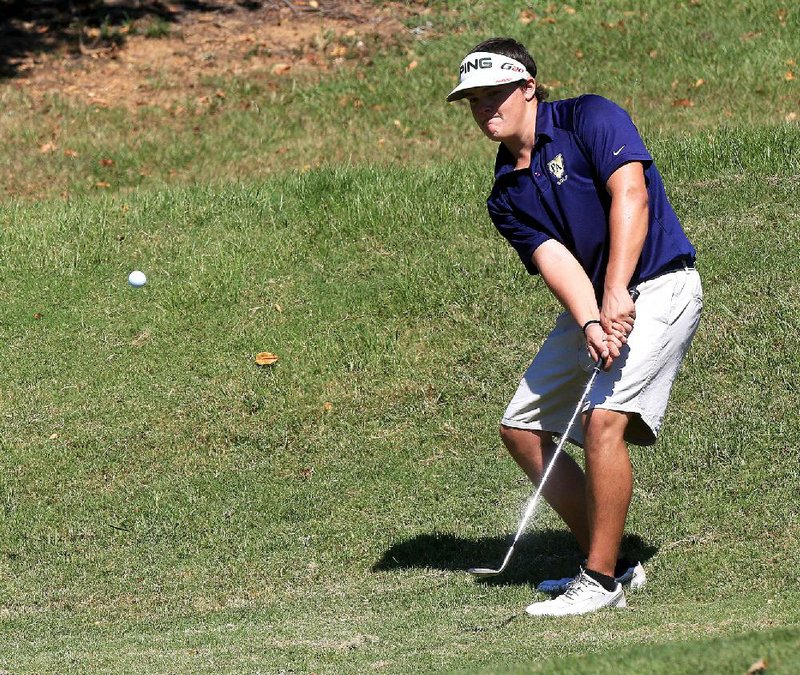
<box><xmin>524</xmin><ymin>78</ymin><xmax>537</xmax><ymax>101</ymax></box>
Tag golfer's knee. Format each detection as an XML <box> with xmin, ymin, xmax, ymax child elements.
<box><xmin>583</xmin><ymin>409</ymin><xmax>630</xmax><ymax>453</ymax></box>
<box><xmin>499</xmin><ymin>424</ymin><xmax>527</xmax><ymax>451</ymax></box>
<box><xmin>499</xmin><ymin>424</ymin><xmax>548</xmax><ymax>456</ymax></box>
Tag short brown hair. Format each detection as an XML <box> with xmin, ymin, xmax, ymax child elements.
<box><xmin>469</xmin><ymin>37</ymin><xmax>548</xmax><ymax>101</ymax></box>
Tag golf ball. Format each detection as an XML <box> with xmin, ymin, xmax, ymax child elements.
<box><xmin>128</xmin><ymin>270</ymin><xmax>147</xmax><ymax>287</ymax></box>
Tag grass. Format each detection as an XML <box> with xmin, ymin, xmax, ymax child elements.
<box><xmin>2</xmin><ymin>0</ymin><xmax>798</xmax><ymax>199</ymax></box>
<box><xmin>1</xmin><ymin>0</ymin><xmax>799</xmax><ymax>672</ymax></box>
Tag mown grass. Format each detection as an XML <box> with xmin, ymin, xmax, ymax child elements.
<box><xmin>1</xmin><ymin>0</ymin><xmax>799</xmax><ymax>672</ymax></box>
<box><xmin>2</xmin><ymin>129</ymin><xmax>799</xmax><ymax>672</ymax></box>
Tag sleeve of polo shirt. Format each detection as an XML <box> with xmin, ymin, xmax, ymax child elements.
<box><xmin>487</xmin><ymin>191</ymin><xmax>549</xmax><ymax>275</ymax></box>
<box><xmin>573</xmin><ymin>95</ymin><xmax>653</xmax><ymax>184</ymax></box>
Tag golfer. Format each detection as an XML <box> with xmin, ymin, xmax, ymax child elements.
<box><xmin>448</xmin><ymin>37</ymin><xmax>702</xmax><ymax>616</ymax></box>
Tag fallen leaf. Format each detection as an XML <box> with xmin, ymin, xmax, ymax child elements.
<box><xmin>575</xmin><ymin>49</ymin><xmax>584</xmax><ymax>59</ymax></box>
<box><xmin>33</xmin><ymin>312</ymin><xmax>44</xmax><ymax>320</ymax></box>
<box><xmin>323</xmin><ymin>402</ymin><xmax>333</xmax><ymax>411</ymax></box>
<box><xmin>95</xmin><ymin>181</ymin><xmax>111</xmax><ymax>188</ymax></box>
<box><xmin>776</xmin><ymin>8</ymin><xmax>788</xmax><ymax>26</ymax></box>
<box><xmin>64</xmin><ymin>148</ymin><xmax>79</xmax><ymax>158</ymax></box>
<box><xmin>100</xmin><ymin>158</ymin><xmax>114</xmax><ymax>167</ymax></box>
<box><xmin>741</xmin><ymin>31</ymin><xmax>763</xmax><ymax>42</ymax></box>
<box><xmin>694</xmin><ymin>78</ymin><xmax>706</xmax><ymax>87</ymax></box>
<box><xmin>519</xmin><ymin>9</ymin><xmax>537</xmax><ymax>24</ymax></box>
<box><xmin>564</xmin><ymin>6</ymin><xmax>577</xmax><ymax>15</ymax></box>
<box><xmin>272</xmin><ymin>63</ymin><xmax>291</xmax><ymax>75</ymax></box>
<box><xmin>785</xmin><ymin>70</ymin><xmax>795</xmax><ymax>81</ymax></box>
<box><xmin>747</xmin><ymin>658</ymin><xmax>768</xmax><ymax>674</ymax></box>
<box><xmin>672</xmin><ymin>98</ymin><xmax>694</xmax><ymax>108</ymax></box>
<box><xmin>39</xmin><ymin>142</ymin><xmax>57</xmax><ymax>154</ymax></box>
<box><xmin>255</xmin><ymin>351</ymin><xmax>279</xmax><ymax>366</ymax></box>
<box><xmin>132</xmin><ymin>330</ymin><xmax>151</xmax><ymax>347</ymax></box>
<box><xmin>406</xmin><ymin>60</ymin><xmax>418</xmax><ymax>72</ymax></box>
<box><xmin>649</xmin><ymin>49</ymin><xmax>658</xmax><ymax>58</ymax></box>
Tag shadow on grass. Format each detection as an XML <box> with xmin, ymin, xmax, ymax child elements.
<box><xmin>372</xmin><ymin>530</ymin><xmax>658</xmax><ymax>586</ymax></box>
<box><xmin>0</xmin><ymin>1</ymin><xmax>252</xmax><ymax>78</ymax></box>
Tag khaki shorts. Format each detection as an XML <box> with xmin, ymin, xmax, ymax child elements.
<box><xmin>501</xmin><ymin>267</ymin><xmax>703</xmax><ymax>447</ymax></box>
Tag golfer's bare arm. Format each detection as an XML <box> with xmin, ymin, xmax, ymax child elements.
<box><xmin>531</xmin><ymin>240</ymin><xmax>621</xmax><ymax>366</ymax></box>
<box><xmin>602</xmin><ymin>161</ymin><xmax>649</xmax><ymax>335</ymax></box>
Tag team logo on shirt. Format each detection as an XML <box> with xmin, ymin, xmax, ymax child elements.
<box><xmin>547</xmin><ymin>153</ymin><xmax>568</xmax><ymax>185</ymax></box>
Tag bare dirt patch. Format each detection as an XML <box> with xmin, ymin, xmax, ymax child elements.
<box><xmin>3</xmin><ymin>1</ymin><xmax>420</xmax><ymax>110</ymax></box>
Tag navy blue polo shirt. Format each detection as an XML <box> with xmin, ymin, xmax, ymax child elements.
<box><xmin>487</xmin><ymin>94</ymin><xmax>695</xmax><ymax>300</ymax></box>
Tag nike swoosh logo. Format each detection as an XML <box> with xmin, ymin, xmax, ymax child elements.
<box><xmin>612</xmin><ymin>145</ymin><xmax>626</xmax><ymax>156</ymax></box>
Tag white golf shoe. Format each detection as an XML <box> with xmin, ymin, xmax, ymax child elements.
<box><xmin>525</xmin><ymin>570</ymin><xmax>627</xmax><ymax>617</ymax></box>
<box><xmin>536</xmin><ymin>560</ymin><xmax>646</xmax><ymax>594</ymax></box>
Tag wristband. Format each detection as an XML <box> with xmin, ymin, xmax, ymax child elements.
<box><xmin>581</xmin><ymin>319</ymin><xmax>601</xmax><ymax>335</ymax></box>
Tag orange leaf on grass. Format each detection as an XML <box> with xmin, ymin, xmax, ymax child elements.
<box><xmin>255</xmin><ymin>352</ymin><xmax>279</xmax><ymax>366</ymax></box>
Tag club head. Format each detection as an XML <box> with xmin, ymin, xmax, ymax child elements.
<box><xmin>468</xmin><ymin>567</ymin><xmax>502</xmax><ymax>578</ymax></box>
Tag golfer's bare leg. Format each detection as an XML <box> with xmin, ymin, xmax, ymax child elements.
<box><xmin>500</xmin><ymin>425</ymin><xmax>591</xmax><ymax>554</ymax></box>
<box><xmin>582</xmin><ymin>409</ymin><xmax>633</xmax><ymax>578</ymax></box>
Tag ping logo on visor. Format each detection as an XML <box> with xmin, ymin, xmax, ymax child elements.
<box><xmin>460</xmin><ymin>56</ymin><xmax>493</xmax><ymax>74</ymax></box>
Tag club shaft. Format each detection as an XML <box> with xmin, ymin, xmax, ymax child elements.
<box><xmin>491</xmin><ymin>360</ymin><xmax>603</xmax><ymax>574</ymax></box>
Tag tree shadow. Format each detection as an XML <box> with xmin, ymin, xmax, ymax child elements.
<box><xmin>0</xmin><ymin>0</ymin><xmax>253</xmax><ymax>78</ymax></box>
<box><xmin>372</xmin><ymin>530</ymin><xmax>658</xmax><ymax>586</ymax></box>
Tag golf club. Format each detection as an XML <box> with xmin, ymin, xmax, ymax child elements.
<box><xmin>468</xmin><ymin>356</ymin><xmax>603</xmax><ymax>579</ymax></box>
<box><xmin>469</xmin><ymin>289</ymin><xmax>639</xmax><ymax>578</ymax></box>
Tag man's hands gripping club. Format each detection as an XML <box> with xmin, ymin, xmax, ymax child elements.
<box><xmin>584</xmin><ymin>287</ymin><xmax>637</xmax><ymax>369</ymax></box>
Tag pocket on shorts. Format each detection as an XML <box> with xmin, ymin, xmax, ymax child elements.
<box><xmin>668</xmin><ymin>271</ymin><xmax>702</xmax><ymax>327</ymax></box>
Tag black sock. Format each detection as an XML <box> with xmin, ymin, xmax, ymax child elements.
<box><xmin>585</xmin><ymin>568</ymin><xmax>618</xmax><ymax>592</ymax></box>
<box><xmin>614</xmin><ymin>557</ymin><xmax>636</xmax><ymax>578</ymax></box>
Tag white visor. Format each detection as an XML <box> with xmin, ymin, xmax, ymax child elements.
<box><xmin>447</xmin><ymin>51</ymin><xmax>532</xmax><ymax>102</ymax></box>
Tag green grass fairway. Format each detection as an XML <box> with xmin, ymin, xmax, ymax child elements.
<box><xmin>1</xmin><ymin>1</ymin><xmax>799</xmax><ymax>672</ymax></box>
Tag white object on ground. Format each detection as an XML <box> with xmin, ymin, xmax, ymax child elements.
<box><xmin>128</xmin><ymin>270</ymin><xmax>147</xmax><ymax>287</ymax></box>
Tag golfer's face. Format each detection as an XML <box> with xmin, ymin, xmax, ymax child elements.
<box><xmin>466</xmin><ymin>83</ymin><xmax>524</xmax><ymax>141</ymax></box>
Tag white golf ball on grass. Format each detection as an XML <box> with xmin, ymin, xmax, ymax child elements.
<box><xmin>128</xmin><ymin>270</ymin><xmax>147</xmax><ymax>287</ymax></box>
